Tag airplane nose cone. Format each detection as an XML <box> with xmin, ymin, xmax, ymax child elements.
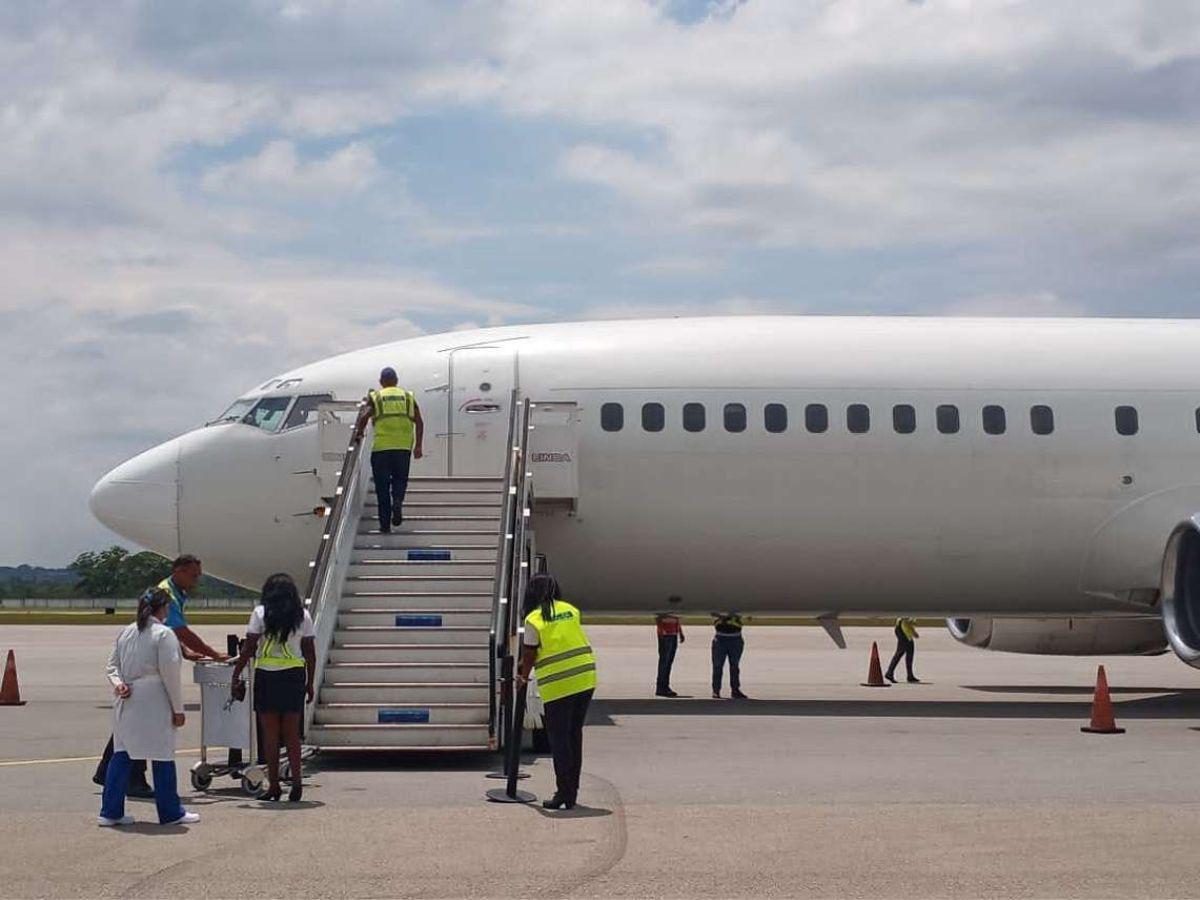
<box><xmin>90</xmin><ymin>437</ymin><xmax>183</xmax><ymax>557</ymax></box>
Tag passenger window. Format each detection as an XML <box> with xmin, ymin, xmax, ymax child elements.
<box><xmin>982</xmin><ymin>405</ymin><xmax>1007</xmax><ymax>435</ymax></box>
<box><xmin>601</xmin><ymin>403</ymin><xmax>624</xmax><ymax>432</ymax></box>
<box><xmin>724</xmin><ymin>403</ymin><xmax>747</xmax><ymax>433</ymax></box>
<box><xmin>892</xmin><ymin>405</ymin><xmax>916</xmax><ymax>434</ymax></box>
<box><xmin>1115</xmin><ymin>406</ymin><xmax>1138</xmax><ymax>436</ymax></box>
<box><xmin>1031</xmin><ymin>405</ymin><xmax>1054</xmax><ymax>435</ymax></box>
<box><xmin>284</xmin><ymin>393</ymin><xmax>334</xmax><ymax>430</ymax></box>
<box><xmin>805</xmin><ymin>404</ymin><xmax>828</xmax><ymax>434</ymax></box>
<box><xmin>847</xmin><ymin>404</ymin><xmax>870</xmax><ymax>434</ymax></box>
<box><xmin>683</xmin><ymin>403</ymin><xmax>706</xmax><ymax>433</ymax></box>
<box><xmin>937</xmin><ymin>405</ymin><xmax>960</xmax><ymax>435</ymax></box>
<box><xmin>764</xmin><ymin>403</ymin><xmax>788</xmax><ymax>434</ymax></box>
<box><xmin>243</xmin><ymin>396</ymin><xmax>292</xmax><ymax>432</ymax></box>
<box><xmin>642</xmin><ymin>403</ymin><xmax>665</xmax><ymax>433</ymax></box>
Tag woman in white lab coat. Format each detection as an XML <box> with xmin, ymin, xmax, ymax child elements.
<box><xmin>97</xmin><ymin>587</ymin><xmax>199</xmax><ymax>827</ymax></box>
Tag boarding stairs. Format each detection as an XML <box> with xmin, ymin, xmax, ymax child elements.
<box><xmin>303</xmin><ymin>398</ymin><xmax>533</xmax><ymax>753</ymax></box>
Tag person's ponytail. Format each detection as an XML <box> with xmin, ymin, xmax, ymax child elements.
<box><xmin>136</xmin><ymin>588</ymin><xmax>171</xmax><ymax>631</ymax></box>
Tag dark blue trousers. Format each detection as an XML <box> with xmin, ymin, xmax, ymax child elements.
<box><xmin>100</xmin><ymin>751</ymin><xmax>185</xmax><ymax>824</ymax></box>
<box><xmin>656</xmin><ymin>635</ymin><xmax>679</xmax><ymax>692</ymax></box>
<box><xmin>711</xmin><ymin>636</ymin><xmax>744</xmax><ymax>693</ymax></box>
<box><xmin>370</xmin><ymin>449</ymin><xmax>412</xmax><ymax>530</ymax></box>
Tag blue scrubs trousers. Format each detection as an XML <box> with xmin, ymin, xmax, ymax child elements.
<box><xmin>100</xmin><ymin>751</ymin><xmax>185</xmax><ymax>824</ymax></box>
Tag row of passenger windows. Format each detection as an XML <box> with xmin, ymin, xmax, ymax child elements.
<box><xmin>599</xmin><ymin>402</ymin><xmax>1146</xmax><ymax>436</ymax></box>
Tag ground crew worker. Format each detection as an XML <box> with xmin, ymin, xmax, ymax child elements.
<box><xmin>517</xmin><ymin>574</ymin><xmax>596</xmax><ymax>811</ymax></box>
<box><xmin>92</xmin><ymin>554</ymin><xmax>225</xmax><ymax>795</ymax></box>
<box><xmin>885</xmin><ymin>617</ymin><xmax>921</xmax><ymax>683</ymax></box>
<box><xmin>655</xmin><ymin>613</ymin><xmax>684</xmax><ymax>697</ymax></box>
<box><xmin>711</xmin><ymin>612</ymin><xmax>747</xmax><ymax>699</ymax></box>
<box><xmin>353</xmin><ymin>366</ymin><xmax>424</xmax><ymax>533</ymax></box>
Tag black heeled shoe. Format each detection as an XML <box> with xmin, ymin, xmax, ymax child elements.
<box><xmin>542</xmin><ymin>794</ymin><xmax>567</xmax><ymax>810</ymax></box>
<box><xmin>288</xmin><ymin>783</ymin><xmax>303</xmax><ymax>803</ymax></box>
<box><xmin>263</xmin><ymin>784</ymin><xmax>282</xmax><ymax>802</ymax></box>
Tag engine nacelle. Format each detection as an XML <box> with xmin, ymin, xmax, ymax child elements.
<box><xmin>946</xmin><ymin>616</ymin><xmax>1166</xmax><ymax>656</ymax></box>
<box><xmin>1161</xmin><ymin>525</ymin><xmax>1200</xmax><ymax>668</ymax></box>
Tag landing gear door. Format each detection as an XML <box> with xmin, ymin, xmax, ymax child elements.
<box><xmin>449</xmin><ymin>347</ymin><xmax>517</xmax><ymax>476</ymax></box>
<box><xmin>317</xmin><ymin>401</ymin><xmax>362</xmax><ymax>497</ymax></box>
<box><xmin>528</xmin><ymin>402</ymin><xmax>579</xmax><ymax>511</ymax></box>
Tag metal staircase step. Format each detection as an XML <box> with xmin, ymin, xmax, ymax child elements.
<box><xmin>340</xmin><ymin>593</ymin><xmax>492</xmax><ymax>611</ymax></box>
<box><xmin>347</xmin><ymin>561</ymin><xmax>495</xmax><ymax>578</ymax></box>
<box><xmin>338</xmin><ymin>609</ymin><xmax>490</xmax><ymax>627</ymax></box>
<box><xmin>314</xmin><ymin>702</ymin><xmax>489</xmax><ymax>726</ymax></box>
<box><xmin>336</xmin><ymin>625</ymin><xmax>489</xmax><ymax>645</ymax></box>
<box><xmin>358</xmin><ymin>517</ymin><xmax>500</xmax><ymax>534</ymax></box>
<box><xmin>366</xmin><ymin>502</ymin><xmax>503</xmax><ymax>518</ymax></box>
<box><xmin>344</xmin><ymin>577</ymin><xmax>494</xmax><ymax>595</ymax></box>
<box><xmin>308</xmin><ymin>723</ymin><xmax>490</xmax><ymax>749</ymax></box>
<box><xmin>323</xmin><ymin>662</ymin><xmax>488</xmax><ymax>683</ymax></box>
<box><xmin>355</xmin><ymin>531</ymin><xmax>500</xmax><ymax>548</ymax></box>
<box><xmin>329</xmin><ymin>644</ymin><xmax>488</xmax><ymax>663</ymax></box>
<box><xmin>319</xmin><ymin>683</ymin><xmax>489</xmax><ymax>704</ymax></box>
<box><xmin>353</xmin><ymin>545</ymin><xmax>499</xmax><ymax>562</ymax></box>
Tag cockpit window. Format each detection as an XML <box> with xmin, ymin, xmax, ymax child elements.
<box><xmin>210</xmin><ymin>397</ymin><xmax>255</xmax><ymax>425</ymax></box>
<box><xmin>242</xmin><ymin>396</ymin><xmax>292</xmax><ymax>432</ymax></box>
<box><xmin>284</xmin><ymin>394</ymin><xmax>333</xmax><ymax>430</ymax></box>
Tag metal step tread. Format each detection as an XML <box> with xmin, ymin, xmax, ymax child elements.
<box><xmin>357</xmin><ymin>530</ymin><xmax>500</xmax><ymax>537</ymax></box>
<box><xmin>333</xmin><ymin>643</ymin><xmax>489</xmax><ymax>651</ymax></box>
<box><xmin>319</xmin><ymin>702</ymin><xmax>487</xmax><ymax>709</ymax></box>
<box><xmin>354</xmin><ymin>543</ymin><xmax>499</xmax><ymax>551</ymax></box>
<box><xmin>339</xmin><ymin>625</ymin><xmax>488</xmax><ymax>632</ymax></box>
<box><xmin>310</xmin><ymin>723</ymin><xmax>487</xmax><ymax>731</ymax></box>
<box><xmin>319</xmin><ymin>682</ymin><xmax>487</xmax><ymax>689</ymax></box>
<box><xmin>348</xmin><ymin>575</ymin><xmax>494</xmax><ymax>582</ymax></box>
<box><xmin>326</xmin><ymin>661</ymin><xmax>488</xmax><ymax>668</ymax></box>
<box><xmin>342</xmin><ymin>591</ymin><xmax>493</xmax><ymax>598</ymax></box>
<box><xmin>351</xmin><ymin>559</ymin><xmax>497</xmax><ymax>566</ymax></box>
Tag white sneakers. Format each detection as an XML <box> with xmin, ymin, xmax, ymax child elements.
<box><xmin>164</xmin><ymin>811</ymin><xmax>200</xmax><ymax>825</ymax></box>
<box><xmin>97</xmin><ymin>815</ymin><xmax>134</xmax><ymax>827</ymax></box>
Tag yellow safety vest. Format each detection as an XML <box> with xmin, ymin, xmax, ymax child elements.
<box><xmin>256</xmin><ymin>629</ymin><xmax>306</xmax><ymax>671</ymax></box>
<box><xmin>370</xmin><ymin>386</ymin><xmax>417</xmax><ymax>452</ymax></box>
<box><xmin>897</xmin><ymin>618</ymin><xmax>918</xmax><ymax>641</ymax></box>
<box><xmin>526</xmin><ymin>600</ymin><xmax>597</xmax><ymax>703</ymax></box>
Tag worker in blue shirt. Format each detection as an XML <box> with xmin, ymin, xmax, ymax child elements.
<box><xmin>92</xmin><ymin>555</ymin><xmax>225</xmax><ymax>795</ymax></box>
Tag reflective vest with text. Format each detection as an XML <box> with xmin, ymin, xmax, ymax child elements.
<box><xmin>370</xmin><ymin>386</ymin><xmax>417</xmax><ymax>452</ymax></box>
<box><xmin>526</xmin><ymin>600</ymin><xmax>597</xmax><ymax>703</ymax></box>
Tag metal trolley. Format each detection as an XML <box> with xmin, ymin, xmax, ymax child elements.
<box><xmin>189</xmin><ymin>661</ymin><xmax>273</xmax><ymax>797</ymax></box>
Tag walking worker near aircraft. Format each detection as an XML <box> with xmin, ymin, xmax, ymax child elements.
<box><xmin>886</xmin><ymin>617</ymin><xmax>921</xmax><ymax>684</ymax></box>
<box><xmin>93</xmin><ymin>554</ymin><xmax>225</xmax><ymax>794</ymax></box>
<box><xmin>517</xmin><ymin>574</ymin><xmax>597</xmax><ymax>810</ymax></box>
<box><xmin>712</xmin><ymin>613</ymin><xmax>748</xmax><ymax>699</ymax></box>
<box><xmin>97</xmin><ymin>588</ymin><xmax>198</xmax><ymax>827</ymax></box>
<box><xmin>353</xmin><ymin>366</ymin><xmax>424</xmax><ymax>533</ymax></box>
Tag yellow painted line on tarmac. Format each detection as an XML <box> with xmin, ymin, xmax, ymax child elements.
<box><xmin>0</xmin><ymin>749</ymin><xmax>202</xmax><ymax>768</ymax></box>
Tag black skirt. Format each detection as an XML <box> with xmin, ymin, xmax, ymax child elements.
<box><xmin>254</xmin><ymin>667</ymin><xmax>306</xmax><ymax>714</ymax></box>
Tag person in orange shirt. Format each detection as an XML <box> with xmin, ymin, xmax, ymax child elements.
<box><xmin>654</xmin><ymin>613</ymin><xmax>685</xmax><ymax>697</ymax></box>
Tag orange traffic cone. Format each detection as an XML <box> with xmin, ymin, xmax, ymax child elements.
<box><xmin>1081</xmin><ymin>665</ymin><xmax>1123</xmax><ymax>734</ymax></box>
<box><xmin>1</xmin><ymin>650</ymin><xmax>26</xmax><ymax>706</ymax></box>
<box><xmin>862</xmin><ymin>641</ymin><xmax>890</xmax><ymax>687</ymax></box>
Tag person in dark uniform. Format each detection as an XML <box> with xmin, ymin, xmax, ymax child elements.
<box><xmin>711</xmin><ymin>612</ymin><xmax>747</xmax><ymax>699</ymax></box>
<box><xmin>885</xmin><ymin>617</ymin><xmax>921</xmax><ymax>683</ymax></box>
<box><xmin>654</xmin><ymin>613</ymin><xmax>684</xmax><ymax>697</ymax></box>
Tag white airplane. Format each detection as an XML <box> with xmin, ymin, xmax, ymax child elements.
<box><xmin>90</xmin><ymin>316</ymin><xmax>1200</xmax><ymax>667</ymax></box>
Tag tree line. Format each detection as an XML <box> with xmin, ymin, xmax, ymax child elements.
<box><xmin>0</xmin><ymin>546</ymin><xmax>254</xmax><ymax>599</ymax></box>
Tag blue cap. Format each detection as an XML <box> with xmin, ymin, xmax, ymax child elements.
<box><xmin>380</xmin><ymin>367</ymin><xmax>397</xmax><ymax>382</ymax></box>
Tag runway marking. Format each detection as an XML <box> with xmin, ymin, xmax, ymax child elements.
<box><xmin>0</xmin><ymin>749</ymin><xmax>202</xmax><ymax>768</ymax></box>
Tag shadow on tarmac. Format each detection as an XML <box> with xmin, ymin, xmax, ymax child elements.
<box><xmin>531</xmin><ymin>804</ymin><xmax>613</xmax><ymax>819</ymax></box>
<box><xmin>588</xmin><ymin>689</ymin><xmax>1200</xmax><ymax>722</ymax></box>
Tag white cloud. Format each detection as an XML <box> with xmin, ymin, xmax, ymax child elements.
<box><xmin>622</xmin><ymin>254</ymin><xmax>724</xmax><ymax>279</ymax></box>
<box><xmin>201</xmin><ymin>140</ymin><xmax>380</xmax><ymax>198</ymax></box>
<box><xmin>942</xmin><ymin>291</ymin><xmax>1088</xmax><ymax>318</ymax></box>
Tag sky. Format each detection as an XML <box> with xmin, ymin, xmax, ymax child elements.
<box><xmin>2</xmin><ymin>0</ymin><xmax>1199</xmax><ymax>565</ymax></box>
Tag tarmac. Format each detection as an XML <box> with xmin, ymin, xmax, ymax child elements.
<box><xmin>2</xmin><ymin>622</ymin><xmax>1200</xmax><ymax>898</ymax></box>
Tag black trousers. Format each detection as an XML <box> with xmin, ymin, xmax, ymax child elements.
<box><xmin>887</xmin><ymin>626</ymin><xmax>916</xmax><ymax>679</ymax></box>
<box><xmin>656</xmin><ymin>635</ymin><xmax>679</xmax><ymax>692</ymax></box>
<box><xmin>95</xmin><ymin>735</ymin><xmax>147</xmax><ymax>785</ymax></box>
<box><xmin>541</xmin><ymin>689</ymin><xmax>593</xmax><ymax>802</ymax></box>
<box><xmin>712</xmin><ymin>635</ymin><xmax>744</xmax><ymax>693</ymax></box>
<box><xmin>370</xmin><ymin>449</ymin><xmax>412</xmax><ymax>530</ymax></box>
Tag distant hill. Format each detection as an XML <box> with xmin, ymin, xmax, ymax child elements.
<box><xmin>0</xmin><ymin>562</ymin><xmax>253</xmax><ymax>599</ymax></box>
<box><xmin>0</xmin><ymin>565</ymin><xmax>76</xmax><ymax>584</ymax></box>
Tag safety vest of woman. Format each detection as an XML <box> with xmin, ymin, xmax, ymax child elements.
<box><xmin>525</xmin><ymin>601</ymin><xmax>598</xmax><ymax>702</ymax></box>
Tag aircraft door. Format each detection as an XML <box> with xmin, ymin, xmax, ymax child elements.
<box><xmin>449</xmin><ymin>346</ymin><xmax>517</xmax><ymax>476</ymax></box>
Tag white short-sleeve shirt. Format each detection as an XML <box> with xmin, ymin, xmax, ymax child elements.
<box><xmin>247</xmin><ymin>606</ymin><xmax>315</xmax><ymax>659</ymax></box>
<box><xmin>522</xmin><ymin>620</ymin><xmax>540</xmax><ymax>647</ymax></box>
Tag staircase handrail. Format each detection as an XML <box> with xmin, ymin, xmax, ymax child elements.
<box><xmin>303</xmin><ymin>417</ymin><xmax>372</xmax><ymax>735</ymax></box>
<box><xmin>500</xmin><ymin>399</ymin><xmax>534</xmax><ymax>753</ymax></box>
<box><xmin>488</xmin><ymin>391</ymin><xmax>521</xmax><ymax>749</ymax></box>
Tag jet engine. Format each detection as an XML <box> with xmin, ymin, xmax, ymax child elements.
<box><xmin>1161</xmin><ymin>525</ymin><xmax>1200</xmax><ymax>668</ymax></box>
<box><xmin>946</xmin><ymin>616</ymin><xmax>1166</xmax><ymax>656</ymax></box>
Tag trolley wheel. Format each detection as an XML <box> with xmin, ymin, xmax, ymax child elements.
<box><xmin>189</xmin><ymin>762</ymin><xmax>214</xmax><ymax>792</ymax></box>
<box><xmin>240</xmin><ymin>765</ymin><xmax>267</xmax><ymax>799</ymax></box>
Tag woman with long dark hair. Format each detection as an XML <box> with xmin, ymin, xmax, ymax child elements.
<box><xmin>98</xmin><ymin>587</ymin><xmax>197</xmax><ymax>826</ymax></box>
<box><xmin>232</xmin><ymin>573</ymin><xmax>316</xmax><ymax>801</ymax></box>
<box><xmin>516</xmin><ymin>573</ymin><xmax>597</xmax><ymax>810</ymax></box>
